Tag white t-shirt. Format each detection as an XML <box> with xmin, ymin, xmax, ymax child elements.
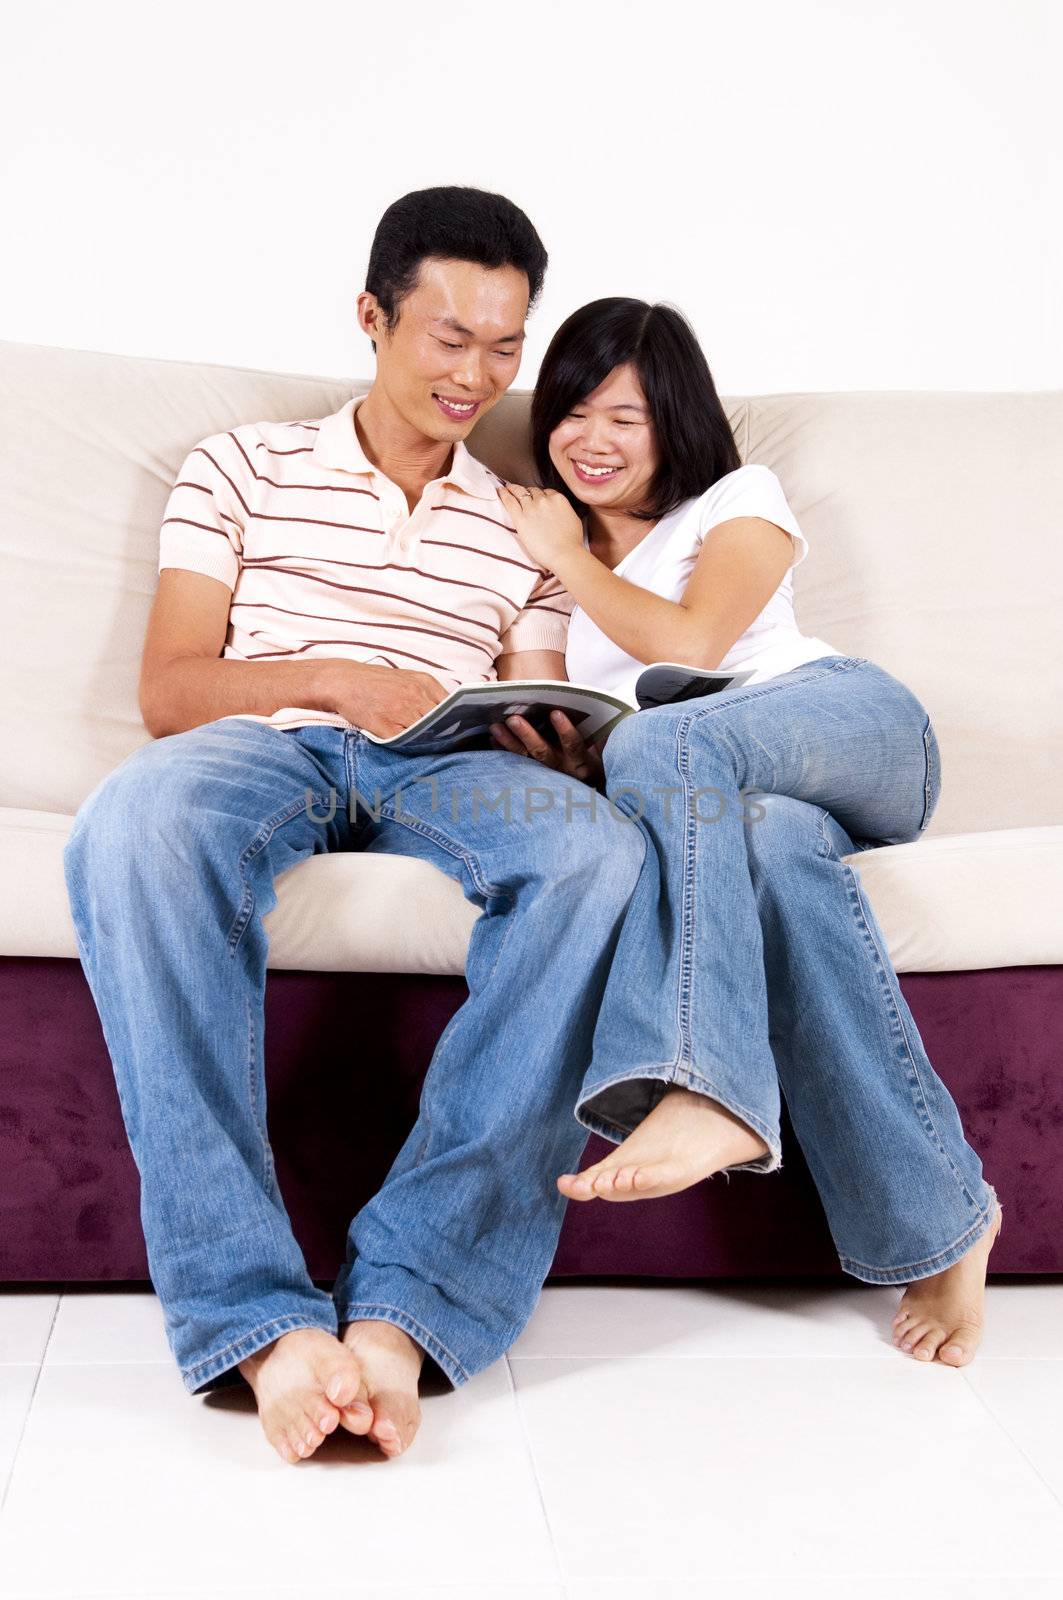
<box><xmin>564</xmin><ymin>464</ymin><xmax>843</xmax><ymax>699</ymax></box>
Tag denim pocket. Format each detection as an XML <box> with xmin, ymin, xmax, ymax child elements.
<box><xmin>919</xmin><ymin>717</ymin><xmax>942</xmax><ymax>833</ymax></box>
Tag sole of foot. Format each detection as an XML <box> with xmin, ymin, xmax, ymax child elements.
<box><xmin>557</xmin><ymin>1084</ymin><xmax>772</xmax><ymax>1202</ymax></box>
<box><xmin>237</xmin><ymin>1326</ymin><xmax>372</xmax><ymax>1466</ymax></box>
<box><xmin>890</xmin><ymin>1202</ymin><xmax>1003</xmax><ymax>1367</ymax></box>
<box><xmin>336</xmin><ymin>1319</ymin><xmax>426</xmax><ymax>1458</ymax></box>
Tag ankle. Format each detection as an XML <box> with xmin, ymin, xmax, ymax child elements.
<box><xmin>341</xmin><ymin>1318</ymin><xmax>423</xmax><ymax>1366</ymax></box>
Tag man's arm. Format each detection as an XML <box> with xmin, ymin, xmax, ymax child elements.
<box><xmin>138</xmin><ymin>570</ymin><xmax>346</xmax><ymax>738</ymax></box>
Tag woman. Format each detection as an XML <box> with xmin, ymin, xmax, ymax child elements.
<box><xmin>493</xmin><ymin>297</ymin><xmax>1002</xmax><ymax>1368</ymax></box>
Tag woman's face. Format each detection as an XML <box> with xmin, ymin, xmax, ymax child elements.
<box><xmin>548</xmin><ymin>362</ymin><xmax>659</xmax><ymax>515</ymax></box>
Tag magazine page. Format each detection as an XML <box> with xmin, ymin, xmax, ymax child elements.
<box><xmin>366</xmin><ymin>679</ymin><xmax>636</xmax><ymax>755</ymax></box>
<box><xmin>634</xmin><ymin>661</ymin><xmax>756</xmax><ymax>709</ymax></box>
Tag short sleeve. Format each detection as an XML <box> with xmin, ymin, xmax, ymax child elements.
<box><xmin>700</xmin><ymin>464</ymin><xmax>809</xmax><ymax>569</ymax></box>
<box><xmin>497</xmin><ymin>570</ymin><xmax>575</xmax><ymax>656</ymax></box>
<box><xmin>158</xmin><ymin>430</ymin><xmax>250</xmax><ymax>591</ymax></box>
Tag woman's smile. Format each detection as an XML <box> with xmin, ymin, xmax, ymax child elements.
<box><xmin>571</xmin><ymin>458</ymin><xmax>624</xmax><ymax>484</ymax></box>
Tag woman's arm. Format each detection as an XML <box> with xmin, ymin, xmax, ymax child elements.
<box><xmin>496</xmin><ymin>648</ymin><xmax>567</xmax><ymax>681</ymax></box>
<box><xmin>498</xmin><ymin>484</ymin><xmax>796</xmax><ymax>669</ymax></box>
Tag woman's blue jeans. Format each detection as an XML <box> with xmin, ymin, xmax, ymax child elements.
<box><xmin>579</xmin><ymin>654</ymin><xmax>1000</xmax><ymax>1282</ymax></box>
<box><xmin>62</xmin><ymin>720</ymin><xmax>645</xmax><ymax>1395</ymax></box>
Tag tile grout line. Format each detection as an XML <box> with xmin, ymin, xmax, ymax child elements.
<box><xmin>961</xmin><ymin>1362</ymin><xmax>1063</xmax><ymax>1517</ymax></box>
<box><xmin>505</xmin><ymin>1354</ymin><xmax>566</xmax><ymax>1590</ymax></box>
<box><xmin>0</xmin><ymin>1291</ymin><xmax>63</xmax><ymax>1524</ymax></box>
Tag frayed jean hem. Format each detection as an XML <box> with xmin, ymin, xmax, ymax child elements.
<box><xmin>838</xmin><ymin>1184</ymin><xmax>1002</xmax><ymax>1284</ymax></box>
<box><xmin>182</xmin><ymin>1311</ymin><xmax>339</xmax><ymax>1397</ymax></box>
<box><xmin>334</xmin><ymin>1301</ymin><xmax>470</xmax><ymax>1389</ymax></box>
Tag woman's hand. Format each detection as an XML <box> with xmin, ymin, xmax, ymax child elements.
<box><xmin>490</xmin><ymin>709</ymin><xmax>606</xmax><ymax>790</ymax></box>
<box><xmin>497</xmin><ymin>482</ymin><xmax>584</xmax><ymax>571</ymax></box>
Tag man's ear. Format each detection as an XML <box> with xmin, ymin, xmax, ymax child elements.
<box><xmin>356</xmin><ymin>290</ymin><xmax>384</xmax><ymax>353</ymax></box>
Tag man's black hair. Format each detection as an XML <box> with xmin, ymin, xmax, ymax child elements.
<box><xmin>365</xmin><ymin>186</ymin><xmax>548</xmax><ymax>348</ymax></box>
<box><xmin>531</xmin><ymin>297</ymin><xmax>742</xmax><ymax>523</ymax></box>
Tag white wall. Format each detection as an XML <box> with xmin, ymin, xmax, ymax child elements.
<box><xmin>2</xmin><ymin>0</ymin><xmax>1058</xmax><ymax>393</ymax></box>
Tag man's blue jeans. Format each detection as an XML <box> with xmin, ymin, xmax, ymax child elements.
<box><xmin>62</xmin><ymin>720</ymin><xmax>645</xmax><ymax>1395</ymax></box>
<box><xmin>579</xmin><ymin>654</ymin><xmax>1000</xmax><ymax>1280</ymax></box>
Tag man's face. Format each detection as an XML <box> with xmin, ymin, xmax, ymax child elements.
<box><xmin>358</xmin><ymin>256</ymin><xmax>529</xmax><ymax>442</ymax></box>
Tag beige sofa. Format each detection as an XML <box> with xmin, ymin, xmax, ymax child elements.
<box><xmin>2</xmin><ymin>339</ymin><xmax>1061</xmax><ymax>1279</ymax></box>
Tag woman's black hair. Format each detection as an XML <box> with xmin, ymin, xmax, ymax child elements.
<box><xmin>531</xmin><ymin>298</ymin><xmax>741</xmax><ymax>522</ymax></box>
<box><xmin>365</xmin><ymin>186</ymin><xmax>548</xmax><ymax>345</ymax></box>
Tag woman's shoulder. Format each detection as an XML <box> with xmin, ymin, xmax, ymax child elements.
<box><xmin>677</xmin><ymin>463</ymin><xmax>786</xmax><ymax>527</ymax></box>
<box><xmin>700</xmin><ymin>463</ymin><xmax>783</xmax><ymax>501</ymax></box>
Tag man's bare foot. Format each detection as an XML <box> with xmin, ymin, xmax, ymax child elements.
<box><xmin>336</xmin><ymin>1320</ymin><xmax>425</xmax><ymax>1458</ymax></box>
<box><xmin>557</xmin><ymin>1084</ymin><xmax>772</xmax><ymax>1202</ymax></box>
<box><xmin>237</xmin><ymin>1327</ymin><xmax>373</xmax><ymax>1465</ymax></box>
<box><xmin>891</xmin><ymin>1200</ymin><xmax>1003</xmax><ymax>1367</ymax></box>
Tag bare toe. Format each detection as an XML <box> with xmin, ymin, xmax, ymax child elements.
<box><xmin>910</xmin><ymin>1325</ymin><xmax>946</xmax><ymax>1362</ymax></box>
<box><xmin>339</xmin><ymin>1320</ymin><xmax>425</xmax><ymax>1458</ymax></box>
<box><xmin>556</xmin><ymin>1170</ymin><xmax>596</xmax><ymax>1201</ymax></box>
<box><xmin>368</xmin><ymin>1391</ymin><xmax>421</xmax><ymax>1457</ymax></box>
<box><xmin>238</xmin><ymin>1327</ymin><xmax>367</xmax><ymax>1465</ymax></box>
<box><xmin>937</xmin><ymin>1319</ymin><xmax>982</xmax><ymax>1366</ymax></box>
<box><xmin>591</xmin><ymin>1165</ymin><xmax>620</xmax><ymax>1195</ymax></box>
<box><xmin>337</xmin><ymin>1398</ymin><xmax>375</xmax><ymax>1436</ymax></box>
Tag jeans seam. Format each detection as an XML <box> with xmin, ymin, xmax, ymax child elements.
<box><xmin>675</xmin><ymin>716</ymin><xmax>698</xmax><ymax>1071</ymax></box>
<box><xmin>920</xmin><ymin>716</ymin><xmax>938</xmax><ymax>832</ymax></box>
<box><xmin>245</xmin><ymin>988</ymin><xmax>278</xmax><ymax>1200</ymax></box>
<box><xmin>377</xmin><ymin>805</ymin><xmax>504</xmax><ymax>903</ymax></box>
<box><xmin>824</xmin><ymin>811</ymin><xmax>984</xmax><ymax>1211</ymax></box>
<box><xmin>226</xmin><ymin>791</ymin><xmax>332</xmax><ymax>957</ymax></box>
<box><xmin>666</xmin><ymin>669</ymin><xmax>853</xmax><ymax>1065</ymax></box>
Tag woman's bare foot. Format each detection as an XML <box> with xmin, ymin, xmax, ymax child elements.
<box><xmin>237</xmin><ymin>1327</ymin><xmax>373</xmax><ymax>1465</ymax></box>
<box><xmin>891</xmin><ymin>1200</ymin><xmax>1003</xmax><ymax>1366</ymax></box>
<box><xmin>557</xmin><ymin>1084</ymin><xmax>772</xmax><ymax>1202</ymax></box>
<box><xmin>336</xmin><ymin>1320</ymin><xmax>425</xmax><ymax>1458</ymax></box>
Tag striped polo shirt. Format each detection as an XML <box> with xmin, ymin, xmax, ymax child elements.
<box><xmin>157</xmin><ymin>393</ymin><xmax>573</xmax><ymax>732</ymax></box>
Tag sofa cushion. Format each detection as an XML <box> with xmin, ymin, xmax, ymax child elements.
<box><xmin>3</xmin><ymin>806</ymin><xmax>1059</xmax><ymax>975</ymax></box>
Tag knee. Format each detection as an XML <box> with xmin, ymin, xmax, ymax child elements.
<box><xmin>534</xmin><ymin>782</ymin><xmax>646</xmax><ymax>898</ymax></box>
<box><xmin>601</xmin><ymin>707</ymin><xmax>682</xmax><ymax>789</ymax></box>
<box><xmin>64</xmin><ymin>741</ymin><xmax>199</xmax><ymax>885</ymax></box>
<box><xmin>603</xmin><ymin>706</ymin><xmax>739</xmax><ymax>797</ymax></box>
<box><xmin>743</xmin><ymin>793</ymin><xmax>827</xmax><ymax>879</ymax></box>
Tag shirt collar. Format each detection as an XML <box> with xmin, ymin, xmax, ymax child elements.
<box><xmin>312</xmin><ymin>393</ymin><xmax>501</xmax><ymax>502</ymax></box>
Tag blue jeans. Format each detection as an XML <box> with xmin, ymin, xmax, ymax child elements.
<box><xmin>62</xmin><ymin>719</ymin><xmax>644</xmax><ymax>1395</ymax></box>
<box><xmin>579</xmin><ymin>654</ymin><xmax>999</xmax><ymax>1281</ymax></box>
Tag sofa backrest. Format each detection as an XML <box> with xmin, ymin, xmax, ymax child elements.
<box><xmin>1</xmin><ymin>339</ymin><xmax>1060</xmax><ymax>837</ymax></box>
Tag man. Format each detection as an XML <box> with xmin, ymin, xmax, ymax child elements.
<box><xmin>63</xmin><ymin>187</ymin><xmax>643</xmax><ymax>1465</ymax></box>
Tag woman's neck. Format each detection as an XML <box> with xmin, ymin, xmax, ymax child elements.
<box><xmin>586</xmin><ymin>504</ymin><xmax>658</xmax><ymax>571</ymax></box>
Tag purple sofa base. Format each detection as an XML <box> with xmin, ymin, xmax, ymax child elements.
<box><xmin>2</xmin><ymin>956</ymin><xmax>1061</xmax><ymax>1282</ymax></box>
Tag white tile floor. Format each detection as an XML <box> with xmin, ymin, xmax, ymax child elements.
<box><xmin>1</xmin><ymin>1281</ymin><xmax>1062</xmax><ymax>1599</ymax></box>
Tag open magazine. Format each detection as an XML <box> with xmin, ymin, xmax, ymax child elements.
<box><xmin>357</xmin><ymin>661</ymin><xmax>757</xmax><ymax>755</ymax></box>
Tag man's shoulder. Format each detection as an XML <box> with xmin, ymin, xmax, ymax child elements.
<box><xmin>188</xmin><ymin>414</ymin><xmax>325</xmax><ymax>474</ymax></box>
<box><xmin>457</xmin><ymin>444</ymin><xmax>518</xmax><ymax>526</ymax></box>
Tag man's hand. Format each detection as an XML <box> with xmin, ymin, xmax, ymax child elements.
<box><xmin>490</xmin><ymin>709</ymin><xmax>606</xmax><ymax>789</ymax></box>
<box><xmin>324</xmin><ymin>660</ymin><xmax>450</xmax><ymax>739</ymax></box>
<box><xmin>497</xmin><ymin>482</ymin><xmax>585</xmax><ymax>571</ymax></box>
